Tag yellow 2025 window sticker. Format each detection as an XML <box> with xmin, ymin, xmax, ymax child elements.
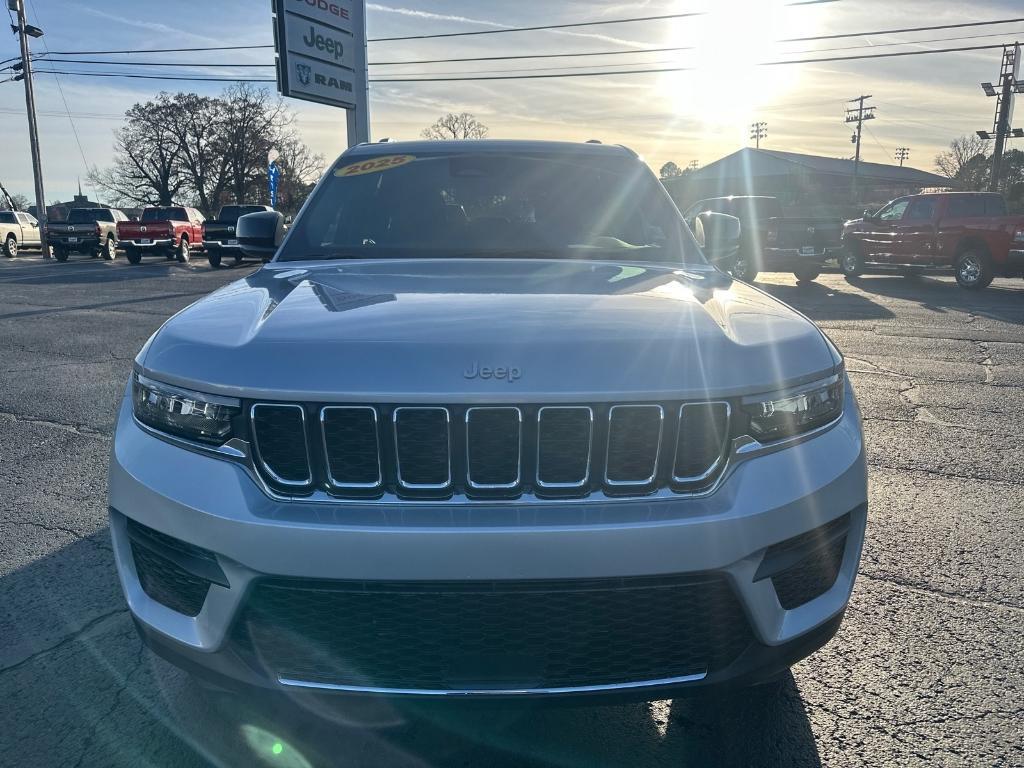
<box><xmin>335</xmin><ymin>154</ymin><xmax>416</xmax><ymax>177</ymax></box>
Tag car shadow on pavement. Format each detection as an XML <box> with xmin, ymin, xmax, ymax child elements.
<box><xmin>843</xmin><ymin>274</ymin><xmax>1024</xmax><ymax>324</ymax></box>
<box><xmin>0</xmin><ymin>530</ymin><xmax>824</xmax><ymax>768</ymax></box>
<box><xmin>753</xmin><ymin>278</ymin><xmax>896</xmax><ymax>322</ymax></box>
<box><xmin>0</xmin><ymin>258</ymin><xmax>235</xmax><ymax>288</ymax></box>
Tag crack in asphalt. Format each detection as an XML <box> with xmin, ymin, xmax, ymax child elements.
<box><xmin>5</xmin><ymin>519</ymin><xmax>106</xmax><ymax>543</ymax></box>
<box><xmin>0</xmin><ymin>410</ymin><xmax>110</xmax><ymax>438</ymax></box>
<box><xmin>857</xmin><ymin>572</ymin><xmax>1024</xmax><ymax>615</ymax></box>
<box><xmin>866</xmin><ymin>461</ymin><xmax>1024</xmax><ymax>486</ymax></box>
<box><xmin>0</xmin><ymin>608</ymin><xmax>127</xmax><ymax>677</ymax></box>
<box><xmin>69</xmin><ymin>640</ymin><xmax>146</xmax><ymax>768</ymax></box>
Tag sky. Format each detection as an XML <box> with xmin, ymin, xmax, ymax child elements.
<box><xmin>0</xmin><ymin>0</ymin><xmax>1021</xmax><ymax>203</ymax></box>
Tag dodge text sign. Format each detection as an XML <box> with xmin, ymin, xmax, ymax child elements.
<box><xmin>273</xmin><ymin>0</ymin><xmax>365</xmax><ymax>111</ymax></box>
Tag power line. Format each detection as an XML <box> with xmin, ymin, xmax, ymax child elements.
<box><xmin>32</xmin><ymin>29</ymin><xmax>1024</xmax><ymax>72</ymax></box>
<box><xmin>32</xmin><ymin>58</ymin><xmax>274</xmax><ymax>68</ymax></box>
<box><xmin>40</xmin><ymin>44</ymin><xmax>272</xmax><ymax>55</ymax></box>
<box><xmin>370</xmin><ymin>43</ymin><xmax>1014</xmax><ymax>82</ymax></box>
<box><xmin>32</xmin><ymin>70</ymin><xmax>275</xmax><ymax>82</ymax></box>
<box><xmin>367</xmin><ymin>12</ymin><xmax>706</xmax><ymax>43</ymax></box>
<box><xmin>780</xmin><ymin>17</ymin><xmax>1024</xmax><ymax>42</ymax></box>
<box><xmin>26</xmin><ymin>41</ymin><xmax>1013</xmax><ymax>85</ymax></box>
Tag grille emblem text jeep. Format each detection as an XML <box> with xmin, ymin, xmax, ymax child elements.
<box><xmin>464</xmin><ymin>363</ymin><xmax>522</xmax><ymax>382</ymax></box>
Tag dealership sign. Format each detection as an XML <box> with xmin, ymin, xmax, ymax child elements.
<box><xmin>273</xmin><ymin>0</ymin><xmax>366</xmax><ymax>112</ymax></box>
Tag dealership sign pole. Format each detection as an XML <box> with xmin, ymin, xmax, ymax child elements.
<box><xmin>273</xmin><ymin>0</ymin><xmax>369</xmax><ymax>147</ymax></box>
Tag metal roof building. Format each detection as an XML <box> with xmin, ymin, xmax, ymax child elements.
<box><xmin>662</xmin><ymin>147</ymin><xmax>953</xmax><ymax>216</ymax></box>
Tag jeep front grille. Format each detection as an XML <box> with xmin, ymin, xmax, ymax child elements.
<box><xmin>249</xmin><ymin>400</ymin><xmax>731</xmax><ymax>500</ymax></box>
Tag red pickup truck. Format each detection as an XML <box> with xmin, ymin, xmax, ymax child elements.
<box><xmin>841</xmin><ymin>192</ymin><xmax>1024</xmax><ymax>289</ymax></box>
<box><xmin>117</xmin><ymin>206</ymin><xmax>204</xmax><ymax>264</ymax></box>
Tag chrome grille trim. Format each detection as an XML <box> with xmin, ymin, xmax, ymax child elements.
<box><xmin>465</xmin><ymin>407</ymin><xmax>522</xmax><ymax>490</ymax></box>
<box><xmin>393</xmin><ymin>407</ymin><xmax>452</xmax><ymax>491</ymax></box>
<box><xmin>250</xmin><ymin>404</ymin><xmax>311</xmax><ymax>487</ymax></box>
<box><xmin>604</xmin><ymin>404</ymin><xmax>664</xmax><ymax>487</ymax></box>
<box><xmin>672</xmin><ymin>402</ymin><xmax>731</xmax><ymax>485</ymax></box>
<box><xmin>536</xmin><ymin>406</ymin><xmax>593</xmax><ymax>490</ymax></box>
<box><xmin>320</xmin><ymin>406</ymin><xmax>382</xmax><ymax>490</ymax></box>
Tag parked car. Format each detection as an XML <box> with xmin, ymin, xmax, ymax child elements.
<box><xmin>682</xmin><ymin>196</ymin><xmax>843</xmax><ymax>283</ymax></box>
<box><xmin>110</xmin><ymin>140</ymin><xmax>867</xmax><ymax>701</ymax></box>
<box><xmin>842</xmin><ymin>191</ymin><xmax>1024</xmax><ymax>289</ymax></box>
<box><xmin>0</xmin><ymin>209</ymin><xmax>42</xmax><ymax>257</ymax></box>
<box><xmin>203</xmin><ymin>204</ymin><xmax>273</xmax><ymax>268</ymax></box>
<box><xmin>117</xmin><ymin>206</ymin><xmax>204</xmax><ymax>264</ymax></box>
<box><xmin>48</xmin><ymin>207</ymin><xmax>129</xmax><ymax>261</ymax></box>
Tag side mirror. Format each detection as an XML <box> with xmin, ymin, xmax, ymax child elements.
<box><xmin>236</xmin><ymin>211</ymin><xmax>285</xmax><ymax>261</ymax></box>
<box><xmin>695</xmin><ymin>211</ymin><xmax>741</xmax><ymax>265</ymax></box>
<box><xmin>862</xmin><ymin>209</ymin><xmax>873</xmax><ymax>219</ymax></box>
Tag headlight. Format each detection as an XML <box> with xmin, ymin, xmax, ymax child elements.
<box><xmin>132</xmin><ymin>373</ymin><xmax>240</xmax><ymax>444</ymax></box>
<box><xmin>743</xmin><ymin>372</ymin><xmax>844</xmax><ymax>442</ymax></box>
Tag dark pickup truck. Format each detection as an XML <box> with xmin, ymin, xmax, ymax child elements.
<box><xmin>117</xmin><ymin>206</ymin><xmax>204</xmax><ymax>264</ymax></box>
<box><xmin>842</xmin><ymin>192</ymin><xmax>1024</xmax><ymax>289</ymax></box>
<box><xmin>683</xmin><ymin>196</ymin><xmax>843</xmax><ymax>283</ymax></box>
<box><xmin>48</xmin><ymin>207</ymin><xmax>129</xmax><ymax>261</ymax></box>
<box><xmin>203</xmin><ymin>204</ymin><xmax>273</xmax><ymax>268</ymax></box>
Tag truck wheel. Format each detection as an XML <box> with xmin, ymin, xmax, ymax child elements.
<box><xmin>729</xmin><ymin>256</ymin><xmax>758</xmax><ymax>283</ymax></box>
<box><xmin>794</xmin><ymin>265</ymin><xmax>821</xmax><ymax>283</ymax></box>
<box><xmin>3</xmin><ymin>235</ymin><xmax>17</xmax><ymax>258</ymax></box>
<box><xmin>125</xmin><ymin>246</ymin><xmax>141</xmax><ymax>265</ymax></box>
<box><xmin>233</xmin><ymin>253</ymin><xmax>244</xmax><ymax>266</ymax></box>
<box><xmin>53</xmin><ymin>246</ymin><xmax>69</xmax><ymax>262</ymax></box>
<box><xmin>100</xmin><ymin>236</ymin><xmax>116</xmax><ymax>261</ymax></box>
<box><xmin>176</xmin><ymin>238</ymin><xmax>190</xmax><ymax>264</ymax></box>
<box><xmin>840</xmin><ymin>246</ymin><xmax>864</xmax><ymax>279</ymax></box>
<box><xmin>954</xmin><ymin>250</ymin><xmax>993</xmax><ymax>290</ymax></box>
<box><xmin>208</xmin><ymin>250</ymin><xmax>222</xmax><ymax>269</ymax></box>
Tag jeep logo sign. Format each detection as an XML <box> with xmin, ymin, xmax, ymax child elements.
<box><xmin>463</xmin><ymin>363</ymin><xmax>523</xmax><ymax>382</ymax></box>
<box><xmin>283</xmin><ymin>16</ymin><xmax>353</xmax><ymax>70</ymax></box>
<box><xmin>273</xmin><ymin>0</ymin><xmax>364</xmax><ymax>112</ymax></box>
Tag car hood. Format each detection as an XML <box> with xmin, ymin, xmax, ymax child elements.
<box><xmin>139</xmin><ymin>259</ymin><xmax>837</xmax><ymax>402</ymax></box>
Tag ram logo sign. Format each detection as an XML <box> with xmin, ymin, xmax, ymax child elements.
<box><xmin>296</xmin><ymin>64</ymin><xmax>311</xmax><ymax>86</ymax></box>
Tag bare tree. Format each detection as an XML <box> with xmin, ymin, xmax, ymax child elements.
<box><xmin>0</xmin><ymin>192</ymin><xmax>30</xmax><ymax>211</ymax></box>
<box><xmin>219</xmin><ymin>83</ymin><xmax>292</xmax><ymax>204</ymax></box>
<box><xmin>165</xmin><ymin>93</ymin><xmax>233</xmax><ymax>216</ymax></box>
<box><xmin>421</xmin><ymin>112</ymin><xmax>489</xmax><ymax>140</ymax></box>
<box><xmin>88</xmin><ymin>94</ymin><xmax>185</xmax><ymax>206</ymax></box>
<box><xmin>659</xmin><ymin>161</ymin><xmax>684</xmax><ymax>179</ymax></box>
<box><xmin>935</xmin><ymin>135</ymin><xmax>990</xmax><ymax>190</ymax></box>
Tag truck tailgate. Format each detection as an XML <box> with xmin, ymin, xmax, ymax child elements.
<box><xmin>770</xmin><ymin>218</ymin><xmax>843</xmax><ymax>251</ymax></box>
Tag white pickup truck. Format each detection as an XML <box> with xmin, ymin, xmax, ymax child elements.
<box><xmin>0</xmin><ymin>210</ymin><xmax>43</xmax><ymax>258</ymax></box>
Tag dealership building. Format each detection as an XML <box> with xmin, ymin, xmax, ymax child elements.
<box><xmin>662</xmin><ymin>147</ymin><xmax>952</xmax><ymax>217</ymax></box>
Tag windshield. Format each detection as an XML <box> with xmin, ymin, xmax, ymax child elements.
<box><xmin>219</xmin><ymin>205</ymin><xmax>265</xmax><ymax>222</ymax></box>
<box><xmin>142</xmin><ymin>207</ymin><xmax>187</xmax><ymax>222</ymax></box>
<box><xmin>277</xmin><ymin>152</ymin><xmax>701</xmax><ymax>264</ymax></box>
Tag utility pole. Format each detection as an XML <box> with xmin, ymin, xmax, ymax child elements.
<box><xmin>845</xmin><ymin>95</ymin><xmax>876</xmax><ymax>204</ymax></box>
<box><xmin>977</xmin><ymin>43</ymin><xmax>1023</xmax><ymax>193</ymax></box>
<box><xmin>895</xmin><ymin>147</ymin><xmax>910</xmax><ymax>167</ymax></box>
<box><xmin>9</xmin><ymin>0</ymin><xmax>49</xmax><ymax>257</ymax></box>
<box><xmin>750</xmin><ymin>121</ymin><xmax>767</xmax><ymax>149</ymax></box>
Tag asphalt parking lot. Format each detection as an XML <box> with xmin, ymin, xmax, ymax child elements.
<box><xmin>1</xmin><ymin>254</ymin><xmax>1022</xmax><ymax>768</ymax></box>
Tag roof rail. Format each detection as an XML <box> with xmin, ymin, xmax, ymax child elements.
<box><xmin>585</xmin><ymin>139</ymin><xmax>602</xmax><ymax>144</ymax></box>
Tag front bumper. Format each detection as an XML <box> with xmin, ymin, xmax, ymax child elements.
<box><xmin>109</xmin><ymin>384</ymin><xmax>868</xmax><ymax>699</ymax></box>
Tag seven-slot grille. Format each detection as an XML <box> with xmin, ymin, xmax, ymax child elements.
<box><xmin>249</xmin><ymin>401</ymin><xmax>731</xmax><ymax>499</ymax></box>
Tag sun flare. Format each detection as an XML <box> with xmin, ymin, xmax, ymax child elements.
<box><xmin>661</xmin><ymin>0</ymin><xmax>821</xmax><ymax>126</ymax></box>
